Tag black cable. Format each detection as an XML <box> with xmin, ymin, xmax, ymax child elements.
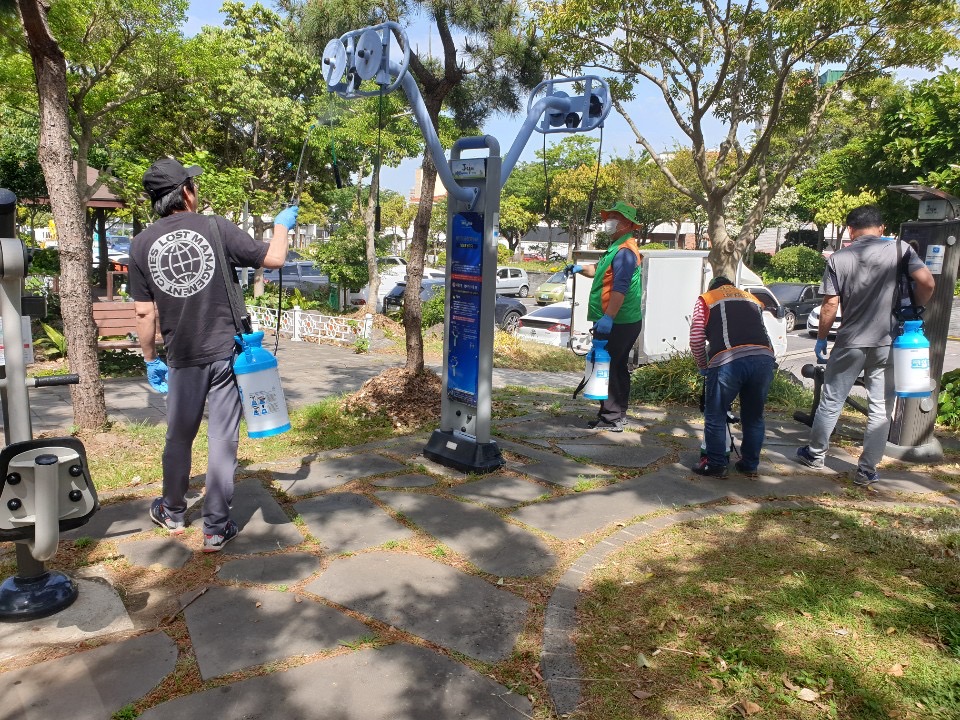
<box><xmin>374</xmin><ymin>86</ymin><xmax>383</xmax><ymax>233</ymax></box>
<box><xmin>583</xmin><ymin>124</ymin><xmax>604</xmax><ymax>234</ymax></box>
<box><xmin>542</xmin><ymin>132</ymin><xmax>550</xmax><ymax>218</ymax></box>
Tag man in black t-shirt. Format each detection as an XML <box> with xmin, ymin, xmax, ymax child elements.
<box><xmin>129</xmin><ymin>157</ymin><xmax>298</xmax><ymax>552</ymax></box>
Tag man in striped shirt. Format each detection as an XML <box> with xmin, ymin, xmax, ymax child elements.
<box><xmin>689</xmin><ymin>276</ymin><xmax>775</xmax><ymax>478</ymax></box>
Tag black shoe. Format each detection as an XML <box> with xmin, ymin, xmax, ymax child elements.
<box><xmin>587</xmin><ymin>418</ymin><xmax>625</xmax><ymax>432</ymax></box>
<box><xmin>734</xmin><ymin>460</ymin><xmax>759</xmax><ymax>478</ymax></box>
<box><xmin>202</xmin><ymin>520</ymin><xmax>239</xmax><ymax>552</ymax></box>
<box><xmin>149</xmin><ymin>498</ymin><xmax>184</xmax><ymax>534</ymax></box>
<box><xmin>691</xmin><ymin>462</ymin><xmax>728</xmax><ymax>478</ymax></box>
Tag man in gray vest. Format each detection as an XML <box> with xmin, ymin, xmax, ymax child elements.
<box><xmin>796</xmin><ymin>205</ymin><xmax>934</xmax><ymax>486</ymax></box>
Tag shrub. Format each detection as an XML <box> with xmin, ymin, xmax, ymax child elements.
<box><xmin>782</xmin><ymin>228</ymin><xmax>820</xmax><ymax>249</ymax></box>
<box><xmin>938</xmin><ymin>369</ymin><xmax>960</xmax><ymax>428</ymax></box>
<box><xmin>421</xmin><ymin>291</ymin><xmax>445</xmax><ymax>328</ymax></box>
<box><xmin>768</xmin><ymin>246</ymin><xmax>826</xmax><ymax>282</ymax></box>
<box><xmin>640</xmin><ymin>241</ymin><xmax>670</xmax><ymax>250</ymax></box>
<box><xmin>497</xmin><ymin>244</ymin><xmax>511</xmax><ymax>265</ymax></box>
<box><xmin>750</xmin><ymin>251</ymin><xmax>773</xmax><ymax>273</ymax></box>
<box><xmin>29</xmin><ymin>247</ymin><xmax>60</xmax><ymax>276</ymax></box>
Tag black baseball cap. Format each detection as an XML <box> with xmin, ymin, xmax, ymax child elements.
<box><xmin>142</xmin><ymin>158</ymin><xmax>203</xmax><ymax>201</ymax></box>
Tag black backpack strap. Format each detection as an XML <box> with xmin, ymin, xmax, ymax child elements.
<box><xmin>208</xmin><ymin>217</ymin><xmax>252</xmax><ymax>335</ymax></box>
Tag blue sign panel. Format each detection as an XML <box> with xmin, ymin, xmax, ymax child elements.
<box><xmin>447</xmin><ymin>212</ymin><xmax>484</xmax><ymax>407</ymax></box>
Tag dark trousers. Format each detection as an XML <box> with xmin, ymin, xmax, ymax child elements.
<box><xmin>597</xmin><ymin>320</ymin><xmax>643</xmax><ymax>423</ymax></box>
<box><xmin>162</xmin><ymin>358</ymin><xmax>240</xmax><ymax>535</ymax></box>
<box><xmin>704</xmin><ymin>355</ymin><xmax>775</xmax><ymax>469</ymax></box>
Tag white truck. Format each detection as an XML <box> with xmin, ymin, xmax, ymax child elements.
<box><xmin>570</xmin><ymin>249</ymin><xmax>788</xmax><ymax>364</ymax></box>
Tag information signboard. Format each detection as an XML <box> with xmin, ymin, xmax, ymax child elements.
<box><xmin>447</xmin><ymin>212</ymin><xmax>484</xmax><ymax>408</ymax></box>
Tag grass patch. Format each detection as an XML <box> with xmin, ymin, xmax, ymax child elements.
<box><xmin>576</xmin><ymin>506</ymin><xmax>960</xmax><ymax>719</ymax></box>
<box><xmin>493</xmin><ymin>331</ymin><xmax>583</xmax><ymax>372</ymax></box>
<box><xmin>630</xmin><ymin>352</ymin><xmax>813</xmax><ymax>410</ymax></box>
<box><xmin>84</xmin><ymin>396</ymin><xmax>402</xmax><ymax>492</ymax></box>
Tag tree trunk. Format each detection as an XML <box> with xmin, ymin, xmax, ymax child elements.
<box><xmin>363</xmin><ymin>170</ymin><xmax>380</xmax><ymax>315</ymax></box>
<box><xmin>404</xmin><ymin>153</ymin><xmax>436</xmax><ymax>373</ymax></box>
<box><xmin>17</xmin><ymin>0</ymin><xmax>106</xmax><ymax>430</ymax></box>
<box><xmin>706</xmin><ymin>210</ymin><xmax>738</xmax><ymax>280</ymax></box>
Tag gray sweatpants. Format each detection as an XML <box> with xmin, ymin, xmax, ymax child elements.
<box><xmin>161</xmin><ymin>357</ymin><xmax>240</xmax><ymax>535</ymax></box>
<box><xmin>807</xmin><ymin>345</ymin><xmax>894</xmax><ymax>475</ymax></box>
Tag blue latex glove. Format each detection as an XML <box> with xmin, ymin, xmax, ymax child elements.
<box><xmin>145</xmin><ymin>358</ymin><xmax>168</xmax><ymax>394</ymax></box>
<box><xmin>564</xmin><ymin>263</ymin><xmax>583</xmax><ymax>278</ymax></box>
<box><xmin>274</xmin><ymin>205</ymin><xmax>299</xmax><ymax>230</ymax></box>
<box><xmin>594</xmin><ymin>314</ymin><xmax>614</xmax><ymax>336</ymax></box>
<box><xmin>814</xmin><ymin>338</ymin><xmax>829</xmax><ymax>362</ymax></box>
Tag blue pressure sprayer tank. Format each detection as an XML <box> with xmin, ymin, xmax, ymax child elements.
<box><xmin>582</xmin><ymin>339</ymin><xmax>611</xmax><ymax>401</ymax></box>
<box><xmin>233</xmin><ymin>331</ymin><xmax>291</xmax><ymax>438</ymax></box>
<box><xmin>893</xmin><ymin>320</ymin><xmax>931</xmax><ymax>398</ymax></box>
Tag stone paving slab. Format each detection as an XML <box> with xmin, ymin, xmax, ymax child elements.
<box><xmin>869</xmin><ymin>470</ymin><xmax>958</xmax><ymax>496</ymax></box>
<box><xmin>226</xmin><ymin>479</ymin><xmax>304</xmax><ymax>554</ymax></box>
<box><xmin>375</xmin><ymin>491</ymin><xmax>555</xmax><ymax>577</ymax></box>
<box><xmin>217</xmin><ymin>552</ymin><xmax>320</xmax><ymax>585</ymax></box>
<box><xmin>515</xmin><ymin>458</ymin><xmax>614</xmax><ymax>488</ymax></box>
<box><xmin>558</xmin><ymin>441</ymin><xmax>670</xmax><ymax>468</ymax></box>
<box><xmin>183</xmin><ymin>585</ymin><xmax>369</xmax><ymax>680</ymax></box>
<box><xmin>0</xmin><ymin>577</ymin><xmax>134</xmax><ymax>662</ymax></box>
<box><xmin>273</xmin><ymin>455</ymin><xmax>408</xmax><ymax>496</ymax></box>
<box><xmin>0</xmin><ymin>631</ymin><xmax>177</xmax><ymax>720</ymax></box>
<box><xmin>293</xmin><ymin>493</ymin><xmax>414</xmax><ymax>553</ymax></box>
<box><xmin>61</xmin><ymin>491</ymin><xmax>202</xmax><ymax>541</ymax></box>
<box><xmin>762</xmin><ymin>446</ymin><xmax>859</xmax><ymax>475</ymax></box>
<box><xmin>450</xmin><ymin>475</ymin><xmax>550</xmax><ymax>508</ymax></box>
<box><xmin>119</xmin><ymin>538</ymin><xmax>193</xmax><ymax>569</ymax></box>
<box><xmin>555</xmin><ymin>429</ymin><xmax>663</xmax><ymax>446</ymax></box>
<box><xmin>511</xmin><ymin>465</ymin><xmax>727</xmax><ymax>540</ymax></box>
<box><xmin>306</xmin><ymin>553</ymin><xmax>529</xmax><ymax>662</ymax></box>
<box><xmin>497</xmin><ymin>414</ymin><xmax>596</xmax><ymax>438</ymax></box>
<box><xmin>139</xmin><ymin>643</ymin><xmax>532</xmax><ymax>719</ymax></box>
<box><xmin>369</xmin><ymin>473</ymin><xmax>437</xmax><ymax>488</ymax></box>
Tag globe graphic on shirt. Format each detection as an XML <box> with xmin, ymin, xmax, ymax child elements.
<box><xmin>149</xmin><ymin>229</ymin><xmax>216</xmax><ymax>298</ymax></box>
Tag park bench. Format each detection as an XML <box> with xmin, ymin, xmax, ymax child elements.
<box><xmin>91</xmin><ymin>301</ymin><xmax>160</xmax><ymax>351</ymax></box>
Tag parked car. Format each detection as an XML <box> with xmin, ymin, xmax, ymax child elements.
<box><xmin>495</xmin><ymin>266</ymin><xmax>530</xmax><ymax>297</ymax></box>
<box><xmin>91</xmin><ymin>242</ymin><xmax>128</xmax><ymax>270</ymax></box>
<box><xmin>383</xmin><ymin>281</ymin><xmax>526</xmax><ymax>333</ymax></box>
<box><xmin>523</xmin><ymin>253</ymin><xmax>546</xmax><ymax>262</ymax></box>
<box><xmin>535</xmin><ymin>270</ymin><xmax>573</xmax><ymax>305</ymax></box>
<box><xmin>262</xmin><ymin>260</ymin><xmax>329</xmax><ymax>294</ymax></box>
<box><xmin>768</xmin><ymin>282</ymin><xmax>823</xmax><ymax>332</ymax></box>
<box><xmin>515</xmin><ymin>301</ymin><xmax>572</xmax><ymax>347</ymax></box>
<box><xmin>807</xmin><ymin>304</ymin><xmax>842</xmax><ymax>337</ymax></box>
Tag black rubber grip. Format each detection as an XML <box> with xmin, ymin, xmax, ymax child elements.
<box><xmin>33</xmin><ymin>374</ymin><xmax>80</xmax><ymax>387</ymax></box>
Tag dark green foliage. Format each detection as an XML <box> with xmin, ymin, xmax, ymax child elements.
<box><xmin>782</xmin><ymin>229</ymin><xmax>820</xmax><ymax>250</ymax></box>
<box><xmin>28</xmin><ymin>247</ymin><xmax>59</xmax><ymax>276</ymax></box>
<box><xmin>937</xmin><ymin>368</ymin><xmax>960</xmax><ymax>428</ymax></box>
<box><xmin>767</xmin><ymin>246</ymin><xmax>826</xmax><ymax>283</ymax></box>
<box><xmin>420</xmin><ymin>291</ymin><xmax>445</xmax><ymax>328</ymax></box>
<box><xmin>749</xmin><ymin>251</ymin><xmax>773</xmax><ymax>273</ymax></box>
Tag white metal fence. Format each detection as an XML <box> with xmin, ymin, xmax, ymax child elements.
<box><xmin>246</xmin><ymin>305</ymin><xmax>373</xmax><ymax>345</ymax></box>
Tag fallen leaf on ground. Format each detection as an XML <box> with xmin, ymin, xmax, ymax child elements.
<box><xmin>783</xmin><ymin>675</ymin><xmax>799</xmax><ymax>691</ymax></box>
<box><xmin>833</xmin><ymin>628</ymin><xmax>849</xmax><ymax>636</ymax></box>
<box><xmin>886</xmin><ymin>627</ymin><xmax>897</xmax><ymax>635</ymax></box>
<box><xmin>823</xmin><ymin>678</ymin><xmax>835</xmax><ymax>693</ymax></box>
<box><xmin>741</xmin><ymin>700</ymin><xmax>762</xmax><ymax>715</ymax></box>
<box><xmin>797</xmin><ymin>688</ymin><xmax>820</xmax><ymax>702</ymax></box>
<box><xmin>830</xmin><ymin>533</ymin><xmax>840</xmax><ymax>540</ymax></box>
<box><xmin>888</xmin><ymin>664</ymin><xmax>904</xmax><ymax>677</ymax></box>
<box><xmin>631</xmin><ymin>690</ymin><xmax>654</xmax><ymax>700</ymax></box>
<box><xmin>801</xmin><ymin>611</ymin><xmax>813</xmax><ymax>618</ymax></box>
<box><xmin>637</xmin><ymin>653</ymin><xmax>651</xmax><ymax>668</ymax></box>
<box><xmin>255</xmin><ymin>601</ymin><xmax>262</xmax><ymax>608</ymax></box>
<box><xmin>853</xmin><ymin>591</ymin><xmax>863</xmax><ymax>598</ymax></box>
<box><xmin>709</xmin><ymin>678</ymin><xmax>723</xmax><ymax>690</ymax></box>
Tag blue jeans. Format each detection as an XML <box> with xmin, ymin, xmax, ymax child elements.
<box><xmin>704</xmin><ymin>355</ymin><xmax>775</xmax><ymax>470</ymax></box>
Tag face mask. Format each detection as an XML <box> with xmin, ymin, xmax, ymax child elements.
<box><xmin>603</xmin><ymin>219</ymin><xmax>620</xmax><ymax>234</ymax></box>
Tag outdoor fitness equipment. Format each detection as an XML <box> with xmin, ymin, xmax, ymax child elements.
<box><xmin>885</xmin><ymin>185</ymin><xmax>960</xmax><ymax>462</ymax></box>
<box><xmin>322</xmin><ymin>22</ymin><xmax>610</xmax><ymax>472</ymax></box>
<box><xmin>0</xmin><ymin>189</ymin><xmax>99</xmax><ymax>620</ymax></box>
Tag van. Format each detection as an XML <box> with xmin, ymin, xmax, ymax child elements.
<box><xmin>569</xmin><ymin>249</ymin><xmax>787</xmax><ymax>364</ymax></box>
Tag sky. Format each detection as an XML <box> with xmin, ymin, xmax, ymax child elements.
<box><xmin>185</xmin><ymin>1</ymin><xmax>950</xmax><ymax>199</ymax></box>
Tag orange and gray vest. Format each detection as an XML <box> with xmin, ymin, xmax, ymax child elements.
<box><xmin>700</xmin><ymin>285</ymin><xmax>771</xmax><ymax>361</ymax></box>
<box><xmin>587</xmin><ymin>234</ymin><xmax>642</xmax><ymax>323</ymax></box>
